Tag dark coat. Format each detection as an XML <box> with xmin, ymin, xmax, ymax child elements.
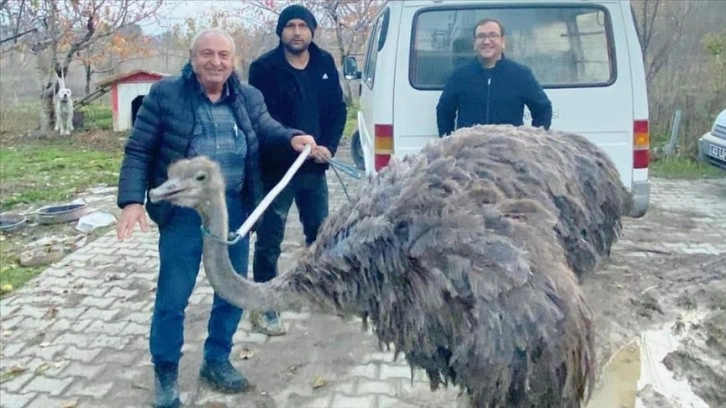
<box><xmin>117</xmin><ymin>63</ymin><xmax>302</xmax><ymax>227</ymax></box>
<box><xmin>248</xmin><ymin>42</ymin><xmax>347</xmax><ymax>175</ymax></box>
<box><xmin>436</xmin><ymin>56</ymin><xmax>552</xmax><ymax>136</ymax></box>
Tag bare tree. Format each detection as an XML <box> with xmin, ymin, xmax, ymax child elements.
<box><xmin>79</xmin><ymin>24</ymin><xmax>154</xmax><ymax>95</ymax></box>
<box><xmin>631</xmin><ymin>0</ymin><xmax>693</xmax><ymax>84</ymax></box>
<box><xmin>0</xmin><ymin>0</ymin><xmax>162</xmax><ymax>134</ymax></box>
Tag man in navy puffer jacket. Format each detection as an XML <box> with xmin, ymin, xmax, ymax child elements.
<box><xmin>436</xmin><ymin>18</ymin><xmax>552</xmax><ymax>136</ymax></box>
<box><xmin>116</xmin><ymin>29</ymin><xmax>316</xmax><ymax>408</ymax></box>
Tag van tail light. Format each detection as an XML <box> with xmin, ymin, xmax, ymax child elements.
<box><xmin>374</xmin><ymin>124</ymin><xmax>393</xmax><ymax>171</ymax></box>
<box><xmin>633</xmin><ymin>120</ymin><xmax>649</xmax><ymax>169</ymax></box>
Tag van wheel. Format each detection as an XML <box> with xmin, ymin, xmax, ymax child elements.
<box><xmin>350</xmin><ymin>130</ymin><xmax>365</xmax><ymax>170</ymax></box>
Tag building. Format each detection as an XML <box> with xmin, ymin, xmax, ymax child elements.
<box><xmin>97</xmin><ymin>70</ymin><xmax>167</xmax><ymax>132</ymax></box>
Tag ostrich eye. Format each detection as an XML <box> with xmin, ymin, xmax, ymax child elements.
<box><xmin>195</xmin><ymin>173</ymin><xmax>207</xmax><ymax>182</ymax></box>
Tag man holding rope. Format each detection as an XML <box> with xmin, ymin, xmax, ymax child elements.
<box><xmin>116</xmin><ymin>28</ymin><xmax>316</xmax><ymax>408</ymax></box>
<box><xmin>248</xmin><ymin>5</ymin><xmax>347</xmax><ymax>336</ymax></box>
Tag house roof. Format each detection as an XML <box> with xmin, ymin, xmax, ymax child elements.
<box><xmin>97</xmin><ymin>70</ymin><xmax>168</xmax><ymax>87</ymax></box>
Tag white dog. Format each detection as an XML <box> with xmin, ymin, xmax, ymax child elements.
<box><xmin>54</xmin><ymin>85</ymin><xmax>74</xmax><ymax>136</ymax></box>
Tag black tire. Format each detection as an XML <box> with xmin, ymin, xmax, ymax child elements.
<box><xmin>350</xmin><ymin>130</ymin><xmax>365</xmax><ymax>170</ymax></box>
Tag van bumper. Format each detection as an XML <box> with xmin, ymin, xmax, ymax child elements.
<box><xmin>629</xmin><ymin>180</ymin><xmax>650</xmax><ymax>218</ymax></box>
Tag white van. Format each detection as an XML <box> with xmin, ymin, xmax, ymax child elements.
<box><xmin>344</xmin><ymin>0</ymin><xmax>651</xmax><ymax>217</ymax></box>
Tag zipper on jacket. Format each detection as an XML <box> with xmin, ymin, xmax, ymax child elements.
<box><xmin>486</xmin><ymin>77</ymin><xmax>491</xmax><ymax>125</ymax></box>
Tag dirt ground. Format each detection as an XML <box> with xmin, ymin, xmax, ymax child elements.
<box><xmin>1</xmin><ymin>136</ymin><xmax>724</xmax><ymax>408</ymax></box>
<box><xmin>219</xmin><ymin>176</ymin><xmax>726</xmax><ymax>408</ymax></box>
<box><xmin>582</xmin><ymin>185</ymin><xmax>726</xmax><ymax>407</ymax></box>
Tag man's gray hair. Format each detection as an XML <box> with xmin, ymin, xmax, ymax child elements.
<box><xmin>189</xmin><ymin>28</ymin><xmax>236</xmax><ymax>54</ymax></box>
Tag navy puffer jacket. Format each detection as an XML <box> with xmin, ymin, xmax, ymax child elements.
<box><xmin>117</xmin><ymin>63</ymin><xmax>302</xmax><ymax>227</ymax></box>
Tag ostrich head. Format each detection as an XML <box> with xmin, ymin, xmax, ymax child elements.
<box><xmin>148</xmin><ymin>156</ymin><xmax>225</xmax><ymax>213</ymax></box>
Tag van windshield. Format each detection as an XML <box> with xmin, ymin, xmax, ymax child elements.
<box><xmin>411</xmin><ymin>5</ymin><xmax>615</xmax><ymax>89</ymax></box>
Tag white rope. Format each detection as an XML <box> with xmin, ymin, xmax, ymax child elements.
<box><xmin>234</xmin><ymin>144</ymin><xmax>312</xmax><ymax>237</ymax></box>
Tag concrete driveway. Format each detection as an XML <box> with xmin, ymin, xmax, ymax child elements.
<box><xmin>1</xmin><ymin>147</ymin><xmax>724</xmax><ymax>408</ymax></box>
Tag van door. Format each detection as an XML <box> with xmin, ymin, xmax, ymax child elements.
<box><xmin>395</xmin><ymin>2</ymin><xmax>635</xmax><ymax>188</ymax></box>
<box><xmin>357</xmin><ymin>5</ymin><xmax>396</xmax><ymax>174</ymax></box>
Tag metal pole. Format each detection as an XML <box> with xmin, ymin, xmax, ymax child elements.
<box><xmin>664</xmin><ymin>109</ymin><xmax>682</xmax><ymax>157</ymax></box>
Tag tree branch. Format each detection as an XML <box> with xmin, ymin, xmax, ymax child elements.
<box><xmin>0</xmin><ymin>27</ymin><xmax>38</xmax><ymax>45</ymax></box>
<box><xmin>644</xmin><ymin>0</ymin><xmax>661</xmax><ymax>53</ymax></box>
<box><xmin>93</xmin><ymin>54</ymin><xmax>156</xmax><ymax>73</ymax></box>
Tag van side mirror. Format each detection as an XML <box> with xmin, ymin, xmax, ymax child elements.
<box><xmin>343</xmin><ymin>56</ymin><xmax>361</xmax><ymax>80</ymax></box>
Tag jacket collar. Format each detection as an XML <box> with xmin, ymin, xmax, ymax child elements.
<box><xmin>474</xmin><ymin>53</ymin><xmax>508</xmax><ymax>71</ymax></box>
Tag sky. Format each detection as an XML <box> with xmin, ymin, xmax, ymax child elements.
<box><xmin>141</xmin><ymin>0</ymin><xmax>247</xmax><ymax>35</ymax></box>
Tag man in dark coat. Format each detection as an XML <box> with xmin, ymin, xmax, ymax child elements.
<box><xmin>116</xmin><ymin>28</ymin><xmax>315</xmax><ymax>408</ymax></box>
<box><xmin>436</xmin><ymin>18</ymin><xmax>552</xmax><ymax>136</ymax></box>
<box><xmin>247</xmin><ymin>5</ymin><xmax>347</xmax><ymax>336</ymax></box>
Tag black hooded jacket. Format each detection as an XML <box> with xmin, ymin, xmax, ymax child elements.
<box><xmin>248</xmin><ymin>42</ymin><xmax>347</xmax><ymax>176</ymax></box>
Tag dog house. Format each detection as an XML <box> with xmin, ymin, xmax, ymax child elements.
<box><xmin>98</xmin><ymin>70</ymin><xmax>168</xmax><ymax>132</ymax></box>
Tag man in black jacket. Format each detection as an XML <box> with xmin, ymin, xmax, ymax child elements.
<box><xmin>248</xmin><ymin>5</ymin><xmax>347</xmax><ymax>336</ymax></box>
<box><xmin>436</xmin><ymin>18</ymin><xmax>552</xmax><ymax>136</ymax></box>
<box><xmin>116</xmin><ymin>29</ymin><xmax>315</xmax><ymax>408</ymax></box>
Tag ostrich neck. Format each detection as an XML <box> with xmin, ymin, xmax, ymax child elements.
<box><xmin>198</xmin><ymin>193</ymin><xmax>301</xmax><ymax>312</ymax></box>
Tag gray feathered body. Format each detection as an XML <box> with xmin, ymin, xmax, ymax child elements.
<box><xmin>152</xmin><ymin>125</ymin><xmax>631</xmax><ymax>407</ymax></box>
<box><xmin>280</xmin><ymin>125</ymin><xmax>630</xmax><ymax>406</ymax></box>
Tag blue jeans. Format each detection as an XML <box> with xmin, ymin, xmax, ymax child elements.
<box><xmin>150</xmin><ymin>194</ymin><xmax>249</xmax><ymax>365</ymax></box>
<box><xmin>253</xmin><ymin>171</ymin><xmax>328</xmax><ymax>283</ymax></box>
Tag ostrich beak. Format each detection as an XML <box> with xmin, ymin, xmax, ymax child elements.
<box><xmin>148</xmin><ymin>179</ymin><xmax>185</xmax><ymax>203</ymax></box>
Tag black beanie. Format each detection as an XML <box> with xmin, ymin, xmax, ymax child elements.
<box><xmin>276</xmin><ymin>5</ymin><xmax>318</xmax><ymax>37</ymax></box>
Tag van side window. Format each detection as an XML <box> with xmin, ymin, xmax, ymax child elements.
<box><xmin>363</xmin><ymin>8</ymin><xmax>390</xmax><ymax>89</ymax></box>
<box><xmin>410</xmin><ymin>6</ymin><xmax>616</xmax><ymax>89</ymax></box>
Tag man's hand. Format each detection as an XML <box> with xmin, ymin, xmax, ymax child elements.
<box><xmin>117</xmin><ymin>203</ymin><xmax>149</xmax><ymax>242</ymax></box>
<box><xmin>311</xmin><ymin>145</ymin><xmax>332</xmax><ymax>164</ymax></box>
<box><xmin>291</xmin><ymin>134</ymin><xmax>317</xmax><ymax>156</ymax></box>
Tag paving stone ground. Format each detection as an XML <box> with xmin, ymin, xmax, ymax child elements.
<box><xmin>1</xmin><ymin>147</ymin><xmax>724</xmax><ymax>408</ymax></box>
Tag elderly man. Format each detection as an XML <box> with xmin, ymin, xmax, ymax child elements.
<box><xmin>116</xmin><ymin>29</ymin><xmax>316</xmax><ymax>408</ymax></box>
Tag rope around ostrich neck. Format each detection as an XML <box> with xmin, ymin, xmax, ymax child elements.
<box><xmin>201</xmin><ymin>144</ymin><xmax>363</xmax><ymax>245</ymax></box>
<box><xmin>324</xmin><ymin>156</ymin><xmax>361</xmax><ymax>202</ymax></box>
<box><xmin>201</xmin><ymin>144</ymin><xmax>313</xmax><ymax>245</ymax></box>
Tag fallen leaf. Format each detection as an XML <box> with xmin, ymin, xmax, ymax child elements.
<box><xmin>0</xmin><ymin>284</ymin><xmax>13</xmax><ymax>293</ymax></box>
<box><xmin>60</xmin><ymin>400</ymin><xmax>78</xmax><ymax>408</ymax></box>
<box><xmin>39</xmin><ymin>342</ymin><xmax>51</xmax><ymax>348</ymax></box>
<box><xmin>311</xmin><ymin>376</ymin><xmax>326</xmax><ymax>389</ymax></box>
<box><xmin>34</xmin><ymin>363</ymin><xmax>50</xmax><ymax>374</ymax></box>
<box><xmin>44</xmin><ymin>306</ymin><xmax>58</xmax><ymax>319</ymax></box>
<box><xmin>287</xmin><ymin>363</ymin><xmax>302</xmax><ymax>377</ymax></box>
<box><xmin>239</xmin><ymin>347</ymin><xmax>255</xmax><ymax>360</ymax></box>
<box><xmin>8</xmin><ymin>365</ymin><xmax>27</xmax><ymax>375</ymax></box>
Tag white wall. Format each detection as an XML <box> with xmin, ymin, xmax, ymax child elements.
<box><xmin>116</xmin><ymin>82</ymin><xmax>154</xmax><ymax>131</ymax></box>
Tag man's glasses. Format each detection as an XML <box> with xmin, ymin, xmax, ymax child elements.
<box><xmin>475</xmin><ymin>32</ymin><xmax>502</xmax><ymax>41</ymax></box>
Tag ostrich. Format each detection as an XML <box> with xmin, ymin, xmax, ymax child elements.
<box><xmin>149</xmin><ymin>125</ymin><xmax>631</xmax><ymax>407</ymax></box>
